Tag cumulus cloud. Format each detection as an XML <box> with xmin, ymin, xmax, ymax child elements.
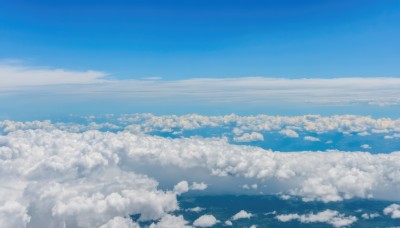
<box><xmin>224</xmin><ymin>220</ymin><xmax>233</xmax><ymax>226</ymax></box>
<box><xmin>276</xmin><ymin>210</ymin><xmax>357</xmax><ymax>227</ymax></box>
<box><xmin>99</xmin><ymin>217</ymin><xmax>140</xmax><ymax>228</ymax></box>
<box><xmin>174</xmin><ymin>181</ymin><xmax>190</xmax><ymax>195</ymax></box>
<box><xmin>2</xmin><ymin>126</ymin><xmax>400</xmax><ymax>207</ymax></box>
<box><xmin>186</xmin><ymin>207</ymin><xmax>205</xmax><ymax>213</ymax></box>
<box><xmin>233</xmin><ymin>132</ymin><xmax>264</xmax><ymax>142</ymax></box>
<box><xmin>361</xmin><ymin>213</ymin><xmax>379</xmax><ymax>219</ymax></box>
<box><xmin>2</xmin><ymin>120</ymin><xmax>400</xmax><ymax>227</ymax></box>
<box><xmin>193</xmin><ymin>215</ymin><xmax>219</xmax><ymax>227</ymax></box>
<box><xmin>360</xmin><ymin>144</ymin><xmax>371</xmax><ymax>149</ymax></box>
<box><xmin>150</xmin><ymin>214</ymin><xmax>192</xmax><ymax>228</ymax></box>
<box><xmin>383</xmin><ymin>204</ymin><xmax>400</xmax><ymax>219</ymax></box>
<box><xmin>190</xmin><ymin>182</ymin><xmax>208</xmax><ymax>191</ymax></box>
<box><xmin>279</xmin><ymin>129</ymin><xmax>299</xmax><ymax>138</ymax></box>
<box><xmin>232</xmin><ymin>210</ymin><xmax>253</xmax><ymax>220</ymax></box>
<box><xmin>304</xmin><ymin>136</ymin><xmax>320</xmax><ymax>142</ymax></box>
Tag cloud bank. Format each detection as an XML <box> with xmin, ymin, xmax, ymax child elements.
<box><xmin>2</xmin><ymin>62</ymin><xmax>400</xmax><ymax>106</ymax></box>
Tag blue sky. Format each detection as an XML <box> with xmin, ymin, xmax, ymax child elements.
<box><xmin>1</xmin><ymin>0</ymin><xmax>400</xmax><ymax>119</ymax></box>
<box><xmin>1</xmin><ymin>0</ymin><xmax>399</xmax><ymax>79</ymax></box>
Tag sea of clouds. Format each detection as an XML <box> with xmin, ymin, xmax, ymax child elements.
<box><xmin>1</xmin><ymin>114</ymin><xmax>400</xmax><ymax>227</ymax></box>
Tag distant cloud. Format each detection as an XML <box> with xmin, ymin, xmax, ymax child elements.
<box><xmin>276</xmin><ymin>210</ymin><xmax>357</xmax><ymax>227</ymax></box>
<box><xmin>0</xmin><ymin>62</ymin><xmax>106</xmax><ymax>88</ymax></box>
<box><xmin>2</xmin><ymin>61</ymin><xmax>400</xmax><ymax>106</ymax></box>
<box><xmin>193</xmin><ymin>215</ymin><xmax>219</xmax><ymax>227</ymax></box>
<box><xmin>304</xmin><ymin>136</ymin><xmax>320</xmax><ymax>142</ymax></box>
<box><xmin>383</xmin><ymin>204</ymin><xmax>400</xmax><ymax>219</ymax></box>
<box><xmin>232</xmin><ymin>210</ymin><xmax>253</xmax><ymax>220</ymax></box>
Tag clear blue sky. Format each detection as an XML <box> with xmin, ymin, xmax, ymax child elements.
<box><xmin>0</xmin><ymin>0</ymin><xmax>399</xmax><ymax>79</ymax></box>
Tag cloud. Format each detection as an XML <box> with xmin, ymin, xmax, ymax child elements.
<box><xmin>99</xmin><ymin>217</ymin><xmax>140</xmax><ymax>228</ymax></box>
<box><xmin>383</xmin><ymin>204</ymin><xmax>400</xmax><ymax>219</ymax></box>
<box><xmin>233</xmin><ymin>132</ymin><xmax>264</xmax><ymax>142</ymax></box>
<box><xmin>304</xmin><ymin>136</ymin><xmax>320</xmax><ymax>142</ymax></box>
<box><xmin>193</xmin><ymin>215</ymin><xmax>219</xmax><ymax>227</ymax></box>
<box><xmin>276</xmin><ymin>210</ymin><xmax>357</xmax><ymax>227</ymax></box>
<box><xmin>174</xmin><ymin>181</ymin><xmax>190</xmax><ymax>195</ymax></box>
<box><xmin>2</xmin><ymin>61</ymin><xmax>400</xmax><ymax>106</ymax></box>
<box><xmin>360</xmin><ymin>144</ymin><xmax>371</xmax><ymax>149</ymax></box>
<box><xmin>150</xmin><ymin>214</ymin><xmax>192</xmax><ymax>228</ymax></box>
<box><xmin>279</xmin><ymin>129</ymin><xmax>299</xmax><ymax>138</ymax></box>
<box><xmin>2</xmin><ymin>120</ymin><xmax>400</xmax><ymax>227</ymax></box>
<box><xmin>232</xmin><ymin>210</ymin><xmax>253</xmax><ymax>220</ymax></box>
<box><xmin>2</xmin><ymin>126</ymin><xmax>400</xmax><ymax>205</ymax></box>
<box><xmin>186</xmin><ymin>207</ymin><xmax>205</xmax><ymax>213</ymax></box>
<box><xmin>361</xmin><ymin>213</ymin><xmax>379</xmax><ymax>219</ymax></box>
<box><xmin>190</xmin><ymin>182</ymin><xmax>208</xmax><ymax>191</ymax></box>
<box><xmin>0</xmin><ymin>62</ymin><xmax>106</xmax><ymax>89</ymax></box>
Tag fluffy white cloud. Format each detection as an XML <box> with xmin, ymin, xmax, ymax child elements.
<box><xmin>233</xmin><ymin>132</ymin><xmax>264</xmax><ymax>142</ymax></box>
<box><xmin>2</xmin><ymin>122</ymin><xmax>400</xmax><ymax>227</ymax></box>
<box><xmin>174</xmin><ymin>181</ymin><xmax>190</xmax><ymax>195</ymax></box>
<box><xmin>0</xmin><ymin>201</ymin><xmax>30</xmax><ymax>228</ymax></box>
<box><xmin>190</xmin><ymin>182</ymin><xmax>208</xmax><ymax>191</ymax></box>
<box><xmin>193</xmin><ymin>215</ymin><xmax>219</xmax><ymax>227</ymax></box>
<box><xmin>383</xmin><ymin>204</ymin><xmax>400</xmax><ymax>219</ymax></box>
<box><xmin>304</xmin><ymin>136</ymin><xmax>320</xmax><ymax>142</ymax></box>
<box><xmin>99</xmin><ymin>217</ymin><xmax>140</xmax><ymax>228</ymax></box>
<box><xmin>224</xmin><ymin>220</ymin><xmax>233</xmax><ymax>226</ymax></box>
<box><xmin>361</xmin><ymin>213</ymin><xmax>379</xmax><ymax>219</ymax></box>
<box><xmin>279</xmin><ymin>129</ymin><xmax>299</xmax><ymax>138</ymax></box>
<box><xmin>232</xmin><ymin>210</ymin><xmax>253</xmax><ymax>220</ymax></box>
<box><xmin>150</xmin><ymin>214</ymin><xmax>192</xmax><ymax>228</ymax></box>
<box><xmin>276</xmin><ymin>210</ymin><xmax>357</xmax><ymax>227</ymax></box>
<box><xmin>360</xmin><ymin>144</ymin><xmax>371</xmax><ymax>149</ymax></box>
<box><xmin>186</xmin><ymin>207</ymin><xmax>205</xmax><ymax>213</ymax></box>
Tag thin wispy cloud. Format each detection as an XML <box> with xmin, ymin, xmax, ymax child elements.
<box><xmin>1</xmin><ymin>62</ymin><xmax>400</xmax><ymax>107</ymax></box>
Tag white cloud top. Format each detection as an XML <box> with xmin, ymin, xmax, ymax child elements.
<box><xmin>383</xmin><ymin>204</ymin><xmax>400</xmax><ymax>219</ymax></box>
<box><xmin>232</xmin><ymin>210</ymin><xmax>253</xmax><ymax>220</ymax></box>
<box><xmin>193</xmin><ymin>215</ymin><xmax>219</xmax><ymax>227</ymax></box>
<box><xmin>276</xmin><ymin>210</ymin><xmax>357</xmax><ymax>227</ymax></box>
<box><xmin>1</xmin><ymin>118</ymin><xmax>400</xmax><ymax>227</ymax></box>
<box><xmin>2</xmin><ymin>62</ymin><xmax>400</xmax><ymax>106</ymax></box>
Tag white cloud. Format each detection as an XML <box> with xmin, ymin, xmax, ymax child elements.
<box><xmin>279</xmin><ymin>129</ymin><xmax>299</xmax><ymax>138</ymax></box>
<box><xmin>276</xmin><ymin>210</ymin><xmax>357</xmax><ymax>227</ymax></box>
<box><xmin>193</xmin><ymin>215</ymin><xmax>219</xmax><ymax>227</ymax></box>
<box><xmin>232</xmin><ymin>210</ymin><xmax>253</xmax><ymax>220</ymax></box>
<box><xmin>0</xmin><ymin>201</ymin><xmax>30</xmax><ymax>228</ymax></box>
<box><xmin>174</xmin><ymin>181</ymin><xmax>190</xmax><ymax>195</ymax></box>
<box><xmin>304</xmin><ymin>136</ymin><xmax>320</xmax><ymax>142</ymax></box>
<box><xmin>99</xmin><ymin>217</ymin><xmax>140</xmax><ymax>228</ymax></box>
<box><xmin>186</xmin><ymin>207</ymin><xmax>205</xmax><ymax>213</ymax></box>
<box><xmin>0</xmin><ymin>62</ymin><xmax>106</xmax><ymax>88</ymax></box>
<box><xmin>383</xmin><ymin>204</ymin><xmax>400</xmax><ymax>219</ymax></box>
<box><xmin>360</xmin><ymin>144</ymin><xmax>371</xmax><ymax>149</ymax></box>
<box><xmin>2</xmin><ymin>62</ymin><xmax>400</xmax><ymax>106</ymax></box>
<box><xmin>2</xmin><ymin>122</ymin><xmax>400</xmax><ymax>227</ymax></box>
<box><xmin>361</xmin><ymin>213</ymin><xmax>379</xmax><ymax>219</ymax></box>
<box><xmin>233</xmin><ymin>132</ymin><xmax>264</xmax><ymax>142</ymax></box>
<box><xmin>224</xmin><ymin>220</ymin><xmax>233</xmax><ymax>226</ymax></box>
<box><xmin>150</xmin><ymin>214</ymin><xmax>192</xmax><ymax>228</ymax></box>
<box><xmin>190</xmin><ymin>182</ymin><xmax>208</xmax><ymax>191</ymax></box>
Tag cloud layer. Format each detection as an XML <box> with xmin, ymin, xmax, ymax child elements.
<box><xmin>2</xmin><ymin>62</ymin><xmax>400</xmax><ymax>106</ymax></box>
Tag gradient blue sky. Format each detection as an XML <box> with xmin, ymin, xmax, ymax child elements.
<box><xmin>1</xmin><ymin>0</ymin><xmax>399</xmax><ymax>79</ymax></box>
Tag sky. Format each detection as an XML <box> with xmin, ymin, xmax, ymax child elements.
<box><xmin>1</xmin><ymin>0</ymin><xmax>399</xmax><ymax>79</ymax></box>
<box><xmin>2</xmin><ymin>2</ymin><xmax>400</xmax><ymax>227</ymax></box>
<box><xmin>0</xmin><ymin>0</ymin><xmax>400</xmax><ymax>118</ymax></box>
